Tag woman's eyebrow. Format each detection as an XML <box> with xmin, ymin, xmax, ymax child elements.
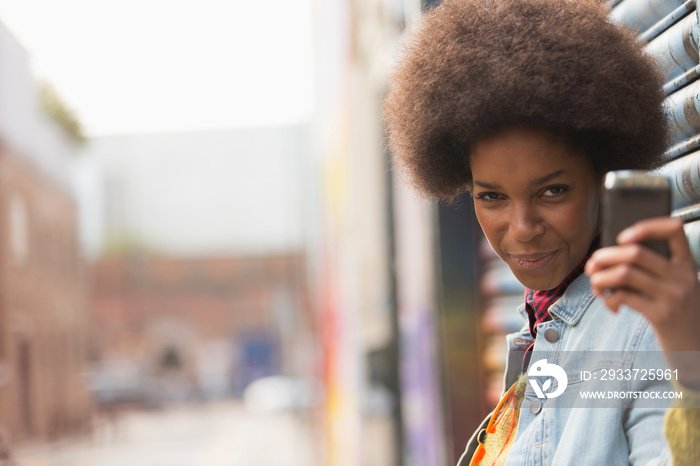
<box><xmin>531</xmin><ymin>170</ymin><xmax>565</xmax><ymax>186</ymax></box>
<box><xmin>473</xmin><ymin>180</ymin><xmax>500</xmax><ymax>189</ymax></box>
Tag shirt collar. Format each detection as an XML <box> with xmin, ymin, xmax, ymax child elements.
<box><xmin>518</xmin><ymin>273</ymin><xmax>597</xmax><ymax>326</ymax></box>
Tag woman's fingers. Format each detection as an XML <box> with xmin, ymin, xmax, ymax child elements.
<box><xmin>617</xmin><ymin>217</ymin><xmax>694</xmax><ymax>268</ymax></box>
<box><xmin>588</xmin><ymin>259</ymin><xmax>672</xmax><ymax>301</ymax></box>
<box><xmin>585</xmin><ymin>242</ymin><xmax>672</xmax><ymax>278</ymax></box>
<box><xmin>586</xmin><ymin>216</ymin><xmax>696</xmax><ymax>278</ymax></box>
<box><xmin>587</xmin><ymin>216</ymin><xmax>700</xmax><ymax>387</ymax></box>
<box><xmin>601</xmin><ymin>287</ymin><xmax>654</xmax><ymax>314</ymax></box>
<box><xmin>590</xmin><ymin>259</ymin><xmax>697</xmax><ymax>330</ymax></box>
<box><xmin>585</xmin><ymin>216</ymin><xmax>699</xmax><ymax>328</ymax></box>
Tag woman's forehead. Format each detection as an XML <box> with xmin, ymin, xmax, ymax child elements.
<box><xmin>468</xmin><ymin>129</ymin><xmax>600</xmax><ymax>195</ymax></box>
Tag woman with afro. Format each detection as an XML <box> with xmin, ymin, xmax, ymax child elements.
<box><xmin>384</xmin><ymin>0</ymin><xmax>700</xmax><ymax>464</ymax></box>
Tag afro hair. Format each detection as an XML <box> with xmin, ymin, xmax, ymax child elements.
<box><xmin>383</xmin><ymin>0</ymin><xmax>669</xmax><ymax>200</ymax></box>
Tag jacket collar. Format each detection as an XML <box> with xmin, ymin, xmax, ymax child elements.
<box><xmin>547</xmin><ymin>273</ymin><xmax>597</xmax><ymax>326</ymax></box>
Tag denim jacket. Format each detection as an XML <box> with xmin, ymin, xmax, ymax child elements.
<box><xmin>459</xmin><ymin>273</ymin><xmax>674</xmax><ymax>465</ymax></box>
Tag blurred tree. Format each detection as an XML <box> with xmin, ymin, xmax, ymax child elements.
<box><xmin>39</xmin><ymin>81</ymin><xmax>85</xmax><ymax>144</ymax></box>
<box><xmin>101</xmin><ymin>232</ymin><xmax>154</xmax><ymax>256</ymax></box>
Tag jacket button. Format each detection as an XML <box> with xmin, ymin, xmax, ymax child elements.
<box><xmin>544</xmin><ymin>328</ymin><xmax>559</xmax><ymax>343</ymax></box>
<box><xmin>530</xmin><ymin>399</ymin><xmax>542</xmax><ymax>414</ymax></box>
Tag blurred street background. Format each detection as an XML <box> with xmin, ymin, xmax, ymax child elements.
<box><xmin>0</xmin><ymin>0</ymin><xmax>692</xmax><ymax>465</ymax></box>
<box><xmin>0</xmin><ymin>1</ymin><xmax>478</xmax><ymax>465</ymax></box>
<box><xmin>15</xmin><ymin>400</ymin><xmax>318</xmax><ymax>466</ymax></box>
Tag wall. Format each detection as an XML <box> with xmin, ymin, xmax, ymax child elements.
<box><xmin>0</xmin><ymin>145</ymin><xmax>90</xmax><ymax>441</ymax></box>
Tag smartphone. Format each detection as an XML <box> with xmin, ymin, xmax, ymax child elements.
<box><xmin>601</xmin><ymin>170</ymin><xmax>671</xmax><ymax>257</ymax></box>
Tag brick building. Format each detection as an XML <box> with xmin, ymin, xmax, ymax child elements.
<box><xmin>90</xmin><ymin>253</ymin><xmax>312</xmax><ymax>399</ymax></box>
<box><xmin>0</xmin><ymin>144</ymin><xmax>91</xmax><ymax>441</ymax></box>
<box><xmin>0</xmin><ymin>17</ymin><xmax>92</xmax><ymax>445</ymax></box>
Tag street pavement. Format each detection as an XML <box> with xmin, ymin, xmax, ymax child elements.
<box><xmin>14</xmin><ymin>400</ymin><xmax>319</xmax><ymax>466</ymax></box>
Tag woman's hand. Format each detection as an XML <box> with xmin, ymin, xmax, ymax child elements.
<box><xmin>585</xmin><ymin>217</ymin><xmax>700</xmax><ymax>388</ymax></box>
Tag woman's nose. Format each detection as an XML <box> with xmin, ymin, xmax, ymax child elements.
<box><xmin>508</xmin><ymin>204</ymin><xmax>544</xmax><ymax>242</ymax></box>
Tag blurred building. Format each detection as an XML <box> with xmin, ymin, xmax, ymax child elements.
<box><xmin>90</xmin><ymin>253</ymin><xmax>311</xmax><ymax>400</ymax></box>
<box><xmin>0</xmin><ymin>19</ymin><xmax>91</xmax><ymax>442</ymax></box>
<box><xmin>307</xmin><ymin>1</ymin><xmax>483</xmax><ymax>465</ymax></box>
<box><xmin>78</xmin><ymin>126</ymin><xmax>316</xmax><ymax>405</ymax></box>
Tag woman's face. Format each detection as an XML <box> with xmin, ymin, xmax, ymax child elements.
<box><xmin>470</xmin><ymin>127</ymin><xmax>600</xmax><ymax>291</ymax></box>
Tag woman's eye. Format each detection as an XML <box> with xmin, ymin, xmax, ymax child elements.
<box><xmin>475</xmin><ymin>191</ymin><xmax>503</xmax><ymax>201</ymax></box>
<box><xmin>542</xmin><ymin>185</ymin><xmax>568</xmax><ymax>197</ymax></box>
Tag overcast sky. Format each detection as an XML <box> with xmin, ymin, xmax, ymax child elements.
<box><xmin>0</xmin><ymin>1</ymin><xmax>317</xmax><ymax>256</ymax></box>
<box><xmin>0</xmin><ymin>0</ymin><xmax>315</xmax><ymax>136</ymax></box>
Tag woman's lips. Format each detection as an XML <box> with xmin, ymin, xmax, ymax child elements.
<box><xmin>510</xmin><ymin>251</ymin><xmax>558</xmax><ymax>270</ymax></box>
